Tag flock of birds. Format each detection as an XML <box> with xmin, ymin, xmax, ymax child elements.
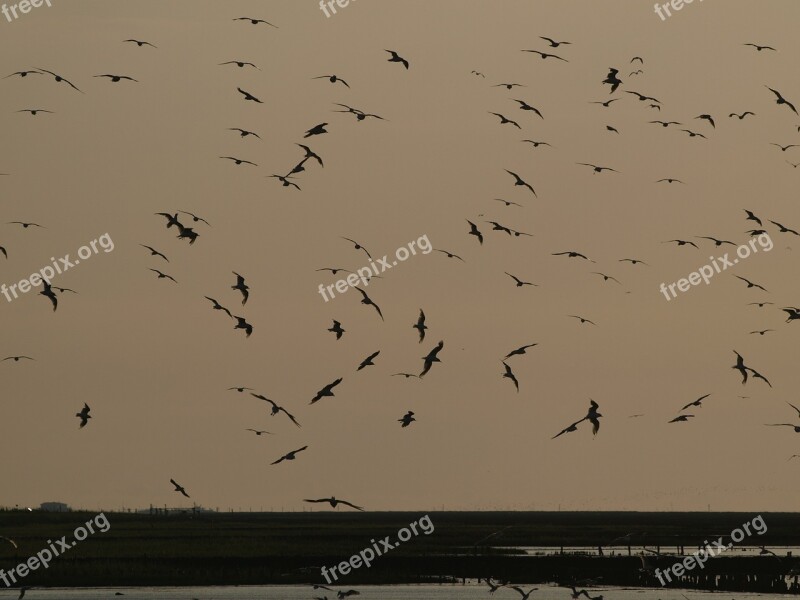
<box><xmin>1</xmin><ymin>4</ymin><xmax>798</xmax><ymax>534</ymax></box>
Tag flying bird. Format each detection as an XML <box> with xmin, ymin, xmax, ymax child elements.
<box><xmin>341</xmin><ymin>237</ymin><xmax>371</xmax><ymax>259</ymax></box>
<box><xmin>744</xmin><ymin>43</ymin><xmax>776</xmax><ymax>51</ymax></box>
<box><xmin>434</xmin><ymin>248</ymin><xmax>465</xmax><ymax>261</ymax></box>
<box><xmin>734</xmin><ymin>275</ymin><xmax>768</xmax><ymax>292</ymax></box>
<box><xmin>662</xmin><ymin>239</ymin><xmax>698</xmax><ymax>248</ymax></box>
<box><xmin>413</xmin><ymin>309</ymin><xmax>427</xmax><ymax>343</ymax></box>
<box><xmin>177</xmin><ymin>210</ymin><xmax>210</xmax><ymax>226</ymax></box>
<box><xmin>231</xmin><ymin>272</ymin><xmax>249</xmax><ymax>304</ymax></box>
<box><xmin>384</xmin><ymin>50</ymin><xmax>409</xmax><ymax>69</ymax></box>
<box><xmin>313</xmin><ymin>74</ymin><xmax>350</xmax><ymax>88</ymax></box>
<box><xmin>40</xmin><ymin>281</ymin><xmax>58</xmax><ymax>311</ymax></box>
<box><xmin>328</xmin><ymin>320</ymin><xmax>345</xmax><ymax>340</ymax></box>
<box><xmin>4</xmin><ymin>70</ymin><xmax>41</xmax><ymax>78</ymax></box>
<box><xmin>311</xmin><ymin>378</ymin><xmax>344</xmax><ymax>404</ymax></box>
<box><xmin>170</xmin><ymin>479</ymin><xmax>190</xmax><ymax>498</ymax></box>
<box><xmin>204</xmin><ymin>296</ymin><xmax>232</xmax><ymax>318</ymax></box>
<box><xmin>233</xmin><ymin>316</ymin><xmax>253</xmax><ymax>338</ymax></box>
<box><xmin>626</xmin><ymin>91</ymin><xmax>660</xmax><ymax>103</ymax></box>
<box><xmin>420</xmin><ymin>340</ymin><xmax>444</xmax><ymax>377</ymax></box>
<box><xmin>123</xmin><ymin>39</ymin><xmax>157</xmax><ymax>47</ymax></box>
<box><xmin>669</xmin><ymin>415</ymin><xmax>695</xmax><ymax>423</ymax></box>
<box><xmin>744</xmin><ymin>209</ymin><xmax>763</xmax><ymax>226</ymax></box>
<box><xmin>237</xmin><ymin>87</ymin><xmax>263</xmax><ymax>103</ymax></box>
<box><xmin>505</xmin><ymin>170</ymin><xmax>536</xmax><ymax>195</ymax></box>
<box><xmin>355</xmin><ymin>287</ymin><xmax>383</xmax><ymax>320</ymax></box>
<box><xmin>271</xmin><ymin>446</ymin><xmax>308</xmax><ymax>465</ymax></box>
<box><xmin>695</xmin><ymin>114</ymin><xmax>715</xmax><ymax>128</ymax></box>
<box><xmin>8</xmin><ymin>221</ymin><xmax>44</xmax><ymax>228</ymax></box>
<box><xmin>513</xmin><ymin>100</ymin><xmax>543</xmax><ymax>118</ymax></box>
<box><xmin>466</xmin><ymin>220</ymin><xmax>484</xmax><ymax>245</ymax></box>
<box><xmin>577</xmin><ymin>163</ymin><xmax>619</xmax><ymax>174</ymax></box>
<box><xmin>493</xmin><ymin>83</ymin><xmax>525</xmax><ymax>90</ymax></box>
<box><xmin>37</xmin><ymin>68</ymin><xmax>83</xmax><ymax>92</ymax></box>
<box><xmin>770</xmin><ymin>143</ymin><xmax>799</xmax><ymax>152</ymax></box>
<box><xmin>76</xmin><ymin>403</ymin><xmax>91</xmax><ymax>428</ymax></box>
<box><xmin>729</xmin><ymin>111</ymin><xmax>755</xmax><ymax>120</ymax></box>
<box><xmin>398</xmin><ymin>411</ymin><xmax>416</xmax><ymax>428</ymax></box>
<box><xmin>140</xmin><ymin>244</ymin><xmax>169</xmax><ymax>262</ymax></box>
<box><xmin>657</xmin><ymin>178</ymin><xmax>685</xmax><ymax>184</ymax></box>
<box><xmin>3</xmin><ymin>356</ymin><xmax>34</xmax><ymax>362</ymax></box>
<box><xmin>357</xmin><ymin>351</ymin><xmax>380</xmax><ymax>371</ymax></box>
<box><xmin>250</xmin><ymin>393</ymin><xmax>301</xmax><ymax>427</ymax></box>
<box><xmin>680</xmin><ymin>394</ymin><xmax>711</xmax><ymax>411</ymax></box>
<box><xmin>150</xmin><ymin>269</ymin><xmax>177</xmax><ymax>283</ymax></box>
<box><xmin>17</xmin><ymin>109</ymin><xmax>54</xmax><ymax>115</ymax></box>
<box><xmin>770</xmin><ymin>220</ymin><xmax>800</xmax><ymax>235</ymax></box>
<box><xmin>569</xmin><ymin>315</ymin><xmax>596</xmax><ymax>325</ymax></box>
<box><xmin>228</xmin><ymin>127</ymin><xmax>261</xmax><ymax>139</ymax></box>
<box><xmin>503</xmin><ymin>343</ymin><xmax>537</xmax><ymax>359</ymax></box>
<box><xmin>94</xmin><ymin>74</ymin><xmax>138</xmax><ymax>82</ymax></box>
<box><xmin>488</xmin><ymin>112</ymin><xmax>521</xmax><ymax>128</ymax></box>
<box><xmin>220</xmin><ymin>156</ymin><xmax>257</xmax><ymax>166</ymax></box>
<box><xmin>304</xmin><ymin>497</ymin><xmax>364</xmax><ymax>511</ymax></box>
<box><xmin>219</xmin><ymin>60</ymin><xmax>260</xmax><ymax>70</ymax></box>
<box><xmin>233</xmin><ymin>17</ymin><xmax>278</xmax><ymax>27</ymax></box>
<box><xmin>245</xmin><ymin>429</ymin><xmax>272</xmax><ymax>436</ymax></box>
<box><xmin>502</xmin><ymin>361</ymin><xmax>519</xmax><ymax>392</ymax></box>
<box><xmin>505</xmin><ymin>272</ymin><xmax>536</xmax><ymax>287</ymax></box>
<box><xmin>522</xmin><ymin>49</ymin><xmax>568</xmax><ymax>62</ymax></box>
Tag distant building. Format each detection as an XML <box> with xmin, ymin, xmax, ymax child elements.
<box><xmin>40</xmin><ymin>502</ymin><xmax>70</xmax><ymax>512</ymax></box>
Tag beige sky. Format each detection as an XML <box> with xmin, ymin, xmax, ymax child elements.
<box><xmin>1</xmin><ymin>0</ymin><xmax>799</xmax><ymax>512</ymax></box>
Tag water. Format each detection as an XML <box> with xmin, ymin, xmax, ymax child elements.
<box><xmin>4</xmin><ymin>585</ymin><xmax>788</xmax><ymax>599</ymax></box>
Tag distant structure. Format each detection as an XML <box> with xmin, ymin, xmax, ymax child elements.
<box><xmin>40</xmin><ymin>502</ymin><xmax>70</xmax><ymax>512</ymax></box>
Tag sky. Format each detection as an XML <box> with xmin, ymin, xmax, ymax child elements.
<box><xmin>1</xmin><ymin>0</ymin><xmax>799</xmax><ymax>512</ymax></box>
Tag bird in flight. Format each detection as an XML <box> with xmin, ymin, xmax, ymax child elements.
<box><xmin>513</xmin><ymin>100</ymin><xmax>544</xmax><ymax>118</ymax></box>
<box><xmin>505</xmin><ymin>272</ymin><xmax>536</xmax><ymax>287</ymax></box>
<box><xmin>37</xmin><ymin>68</ymin><xmax>83</xmax><ymax>92</ymax></box>
<box><xmin>626</xmin><ymin>91</ymin><xmax>660</xmax><ymax>103</ymax></box>
<box><xmin>540</xmin><ymin>36</ymin><xmax>571</xmax><ymax>47</ymax></box>
<box><xmin>434</xmin><ymin>248</ymin><xmax>465</xmax><ymax>261</ymax></box>
<box><xmin>770</xmin><ymin>143</ymin><xmax>799</xmax><ymax>152</ymax></box>
<box><xmin>237</xmin><ymin>87</ymin><xmax>263</xmax><ymax>103</ymax></box>
<box><xmin>170</xmin><ymin>479</ymin><xmax>190</xmax><ymax>498</ymax></box>
<box><xmin>150</xmin><ymin>269</ymin><xmax>177</xmax><ymax>283</ymax></box>
<box><xmin>40</xmin><ymin>281</ymin><xmax>58</xmax><ymax>311</ymax></box>
<box><xmin>233</xmin><ymin>17</ymin><xmax>278</xmax><ymax>27</ymax></box>
<box><xmin>228</xmin><ymin>386</ymin><xmax>253</xmax><ymax>393</ymax></box>
<box><xmin>662</xmin><ymin>239</ymin><xmax>698</xmax><ymax>248</ymax></box>
<box><xmin>140</xmin><ymin>244</ymin><xmax>169</xmax><ymax>262</ymax></box>
<box><xmin>341</xmin><ymin>237</ymin><xmax>371</xmax><ymax>259</ymax></box>
<box><xmin>398</xmin><ymin>411</ymin><xmax>416</xmax><ymax>428</ymax></box>
<box><xmin>619</xmin><ymin>258</ymin><xmax>648</xmax><ymax>266</ymax></box>
<box><xmin>392</xmin><ymin>373</ymin><xmax>420</xmax><ymax>379</ymax></box>
<box><xmin>770</xmin><ymin>220</ymin><xmax>800</xmax><ymax>235</ymax></box>
<box><xmin>420</xmin><ymin>340</ymin><xmax>444</xmax><ymax>378</ymax></box>
<box><xmin>272</xmin><ymin>446</ymin><xmax>309</xmax><ymax>465</ymax></box>
<box><xmin>521</xmin><ymin>140</ymin><xmax>551</xmax><ymax>148</ymax></box>
<box><xmin>357</xmin><ymin>351</ymin><xmax>380</xmax><ymax>371</ymax></box>
<box><xmin>17</xmin><ymin>109</ymin><xmax>54</xmax><ymax>116</ymax></box>
<box><xmin>505</xmin><ymin>170</ymin><xmax>536</xmax><ymax>196</ymax></box>
<box><xmin>680</xmin><ymin>394</ymin><xmax>710</xmax><ymax>411</ymax></box>
<box><xmin>488</xmin><ymin>112</ymin><xmax>521</xmax><ymax>128</ymax></box>
<box><xmin>679</xmin><ymin>129</ymin><xmax>706</xmax><ymax>139</ymax></box>
<box><xmin>649</xmin><ymin>120</ymin><xmax>681</xmax><ymax>128</ymax></box>
<box><xmin>510</xmin><ymin>587</ymin><xmax>538</xmax><ymax>600</ymax></box>
<box><xmin>8</xmin><ymin>221</ymin><xmax>44</xmax><ymax>228</ymax></box>
<box><xmin>743</xmin><ymin>43</ymin><xmax>776</xmax><ymax>51</ymax></box>
<box><xmin>204</xmin><ymin>297</ymin><xmax>232</xmax><ymax>319</ymax></box>
<box><xmin>553</xmin><ymin>400</ymin><xmax>602</xmax><ymax>438</ymax></box>
<box><xmin>94</xmin><ymin>74</ymin><xmax>138</xmax><ymax>82</ymax></box>
<box><xmin>729</xmin><ymin>111</ymin><xmax>755</xmax><ymax>120</ymax></box>
<box><xmin>304</xmin><ymin>497</ymin><xmax>364</xmax><ymax>511</ymax></box>
<box><xmin>695</xmin><ymin>114</ymin><xmax>715</xmax><ymax>128</ymax></box>
<box><xmin>502</xmin><ymin>361</ymin><xmax>519</xmax><ymax>392</ymax></box>
<box><xmin>493</xmin><ymin>83</ymin><xmax>525</xmax><ymax>90</ymax></box>
<box><xmin>744</xmin><ymin>209</ymin><xmax>763</xmax><ymax>226</ymax></box>
<box><xmin>231</xmin><ymin>272</ymin><xmax>249</xmax><ymax>305</ymax></box>
<box><xmin>0</xmin><ymin>536</ymin><xmax>17</xmax><ymax>549</ymax></box>
<box><xmin>268</xmin><ymin>174</ymin><xmax>301</xmax><ymax>190</ymax></box>
<box><xmin>522</xmin><ymin>49</ymin><xmax>568</xmax><ymax>62</ymax></box>
<box><xmin>750</xmin><ymin>329</ymin><xmax>774</xmax><ymax>336</ymax></box>
<box><xmin>503</xmin><ymin>343</ymin><xmax>537</xmax><ymax>359</ymax></box>
<box><xmin>233</xmin><ymin>316</ymin><xmax>253</xmax><ymax>338</ymax></box>
<box><xmin>328</xmin><ymin>320</ymin><xmax>345</xmax><ymax>340</ymax></box>
<box><xmin>76</xmin><ymin>403</ymin><xmax>91</xmax><ymax>428</ymax></box>
<box><xmin>3</xmin><ymin>356</ymin><xmax>34</xmax><ymax>362</ymax></box>
<box><xmin>466</xmin><ymin>220</ymin><xmax>484</xmax><ymax>245</ymax></box>
<box><xmin>313</xmin><ymin>74</ymin><xmax>350</xmax><ymax>88</ymax></box>
<box><xmin>696</xmin><ymin>236</ymin><xmax>734</xmax><ymax>246</ymax></box>
<box><xmin>657</xmin><ymin>178</ymin><xmax>684</xmax><ymax>184</ymax></box>
<box><xmin>251</xmin><ymin>393</ymin><xmax>301</xmax><ymax>427</ymax></box>
<box><xmin>569</xmin><ymin>315</ymin><xmax>596</xmax><ymax>326</ymax></box>
<box><xmin>591</xmin><ymin>272</ymin><xmax>621</xmax><ymax>284</ymax></box>
<box><xmin>413</xmin><ymin>309</ymin><xmax>427</xmax><ymax>343</ymax></box>
<box><xmin>734</xmin><ymin>275</ymin><xmax>768</xmax><ymax>292</ymax></box>
<box><xmin>552</xmin><ymin>251</ymin><xmax>593</xmax><ymax>261</ymax></box>
<box><xmin>355</xmin><ymin>287</ymin><xmax>384</xmax><ymax>321</ymax></box>
<box><xmin>606</xmin><ymin>125</ymin><xmax>620</xmax><ymax>134</ymax></box>
<box><xmin>590</xmin><ymin>98</ymin><xmax>619</xmax><ymax>107</ymax></box>
<box><xmin>4</xmin><ymin>70</ymin><xmax>41</xmax><ymax>78</ymax></box>
<box><xmin>123</xmin><ymin>39</ymin><xmax>157</xmax><ymax>48</ymax></box>
<box><xmin>220</xmin><ymin>156</ymin><xmax>257</xmax><ymax>166</ymax></box>
<box><xmin>576</xmin><ymin>163</ymin><xmax>619</xmax><ymax>174</ymax></box>
<box><xmin>178</xmin><ymin>210</ymin><xmax>210</xmax><ymax>226</ymax></box>
<box><xmin>245</xmin><ymin>429</ymin><xmax>272</xmax><ymax>436</ymax></box>
<box><xmin>228</xmin><ymin>127</ymin><xmax>261</xmax><ymax>139</ymax></box>
<box><xmin>669</xmin><ymin>415</ymin><xmax>695</xmax><ymax>423</ymax></box>
<box><xmin>219</xmin><ymin>60</ymin><xmax>260</xmax><ymax>70</ymax></box>
<box><xmin>311</xmin><ymin>378</ymin><xmax>344</xmax><ymax>404</ymax></box>
<box><xmin>385</xmin><ymin>50</ymin><xmax>409</xmax><ymax>69</ymax></box>
<box><xmin>334</xmin><ymin>103</ymin><xmax>387</xmax><ymax>122</ymax></box>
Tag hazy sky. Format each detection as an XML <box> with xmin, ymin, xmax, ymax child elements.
<box><xmin>1</xmin><ymin>0</ymin><xmax>799</xmax><ymax>512</ymax></box>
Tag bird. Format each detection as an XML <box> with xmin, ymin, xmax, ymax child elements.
<box><xmin>398</xmin><ymin>411</ymin><xmax>416</xmax><ymax>428</ymax></box>
<box><xmin>272</xmin><ymin>446</ymin><xmax>308</xmax><ymax>465</ymax></box>
<box><xmin>770</xmin><ymin>143</ymin><xmax>799</xmax><ymax>152</ymax></box>
<box><xmin>303</xmin><ymin>122</ymin><xmax>329</xmax><ymax>138</ymax></box>
<box><xmin>177</xmin><ymin>210</ymin><xmax>210</xmax><ymax>226</ymax></box>
<box><xmin>591</xmin><ymin>272</ymin><xmax>621</xmax><ymax>284</ymax></box>
<box><xmin>696</xmin><ymin>236</ymin><xmax>734</xmax><ymax>246</ymax></box>
<box><xmin>732</xmin><ymin>350</ymin><xmax>749</xmax><ymax>384</ymax></box>
<box><xmin>626</xmin><ymin>91</ymin><xmax>660</xmax><ymax>103</ymax></box>
<box><xmin>729</xmin><ymin>111</ymin><xmax>755</xmax><ymax>120</ymax></box>
<box><xmin>354</xmin><ymin>287</ymin><xmax>384</xmax><ymax>320</ymax></box>
<box><xmin>233</xmin><ymin>316</ymin><xmax>253</xmax><ymax>338</ymax></box>
<box><xmin>695</xmin><ymin>114</ymin><xmax>715</xmax><ymax>128</ymax></box>
<box><xmin>488</xmin><ymin>221</ymin><xmax>513</xmax><ymax>235</ymax></box>
<box><xmin>734</xmin><ymin>275</ymin><xmax>768</xmax><ymax>292</ymax></box>
<box><xmin>268</xmin><ymin>174</ymin><xmax>301</xmax><ymax>190</ymax></box>
<box><xmin>333</xmin><ymin>103</ymin><xmax>387</xmax><ymax>122</ymax></box>
<box><xmin>505</xmin><ymin>272</ymin><xmax>536</xmax><ymax>287</ymax></box>
<box><xmin>384</xmin><ymin>50</ymin><xmax>409</xmax><ymax>69</ymax></box>
<box><xmin>522</xmin><ymin>49</ymin><xmax>568</xmax><ymax>62</ymax></box>
<box><xmin>52</xmin><ymin>286</ymin><xmax>77</xmax><ymax>295</ymax></box>
<box><xmin>513</xmin><ymin>100</ymin><xmax>544</xmax><ymax>118</ymax></box>
<box><xmin>413</xmin><ymin>309</ymin><xmax>427</xmax><ymax>343</ymax></box>
<box><xmin>748</xmin><ymin>302</ymin><xmax>774</xmax><ymax>307</ymax></box>
<box><xmin>297</xmin><ymin>144</ymin><xmax>324</xmax><ymax>168</ymax></box>
<box><xmin>233</xmin><ymin>17</ymin><xmax>278</xmax><ymax>27</ymax></box>
<box><xmin>228</xmin><ymin>386</ymin><xmax>253</xmax><ymax>392</ymax></box>
<box><xmin>750</xmin><ymin>329</ymin><xmax>774</xmax><ymax>336</ymax></box>
<box><xmin>341</xmin><ymin>237</ymin><xmax>372</xmax><ymax>259</ymax></box>
<box><xmin>434</xmin><ymin>248</ymin><xmax>465</xmax><ymax>261</ymax></box>
<box><xmin>176</xmin><ymin>224</ymin><xmax>199</xmax><ymax>245</ymax></box>
<box><xmin>328</xmin><ymin>320</ymin><xmax>345</xmax><ymax>340</ymax></box>
<box><xmin>670</xmin><ymin>415</ymin><xmax>695</xmax><ymax>423</ymax></box>
<box><xmin>150</xmin><ymin>269</ymin><xmax>177</xmax><ymax>283</ymax></box>
<box><xmin>392</xmin><ymin>373</ymin><xmax>420</xmax><ymax>379</ymax></box>
<box><xmin>488</xmin><ymin>112</ymin><xmax>521</xmax><ymax>128</ymax></box>
<box><xmin>662</xmin><ymin>239</ymin><xmax>698</xmax><ymax>248</ymax></box>
<box><xmin>76</xmin><ymin>403</ymin><xmax>91</xmax><ymax>428</ymax></box>
<box><xmin>37</xmin><ymin>68</ymin><xmax>83</xmax><ymax>92</ymax></box>
<box><xmin>786</xmin><ymin>161</ymin><xmax>800</xmax><ymax>168</ymax></box>
<box><xmin>553</xmin><ymin>400</ymin><xmax>602</xmax><ymax>438</ymax></box>
<box><xmin>304</xmin><ymin>497</ymin><xmax>364</xmax><ymax>511</ymax></box>
<box><xmin>503</xmin><ymin>344</ymin><xmax>537</xmax><ymax>359</ymax></box>
<box><xmin>8</xmin><ymin>221</ymin><xmax>44</xmax><ymax>228</ymax></box>
<box><xmin>540</xmin><ymin>36</ymin><xmax>571</xmax><ymax>47</ymax></box>
<box><xmin>40</xmin><ymin>281</ymin><xmax>58</xmax><ymax>311</ymax></box>
<box><xmin>504</xmin><ymin>170</ymin><xmax>536</xmax><ymax>195</ymax></box>
<box><xmin>123</xmin><ymin>39</ymin><xmax>157</xmax><ymax>47</ymax></box>
<box><xmin>590</xmin><ymin>98</ymin><xmax>619</xmax><ymax>107</ymax></box>
<box><xmin>219</xmin><ymin>60</ymin><xmax>260</xmax><ymax>70</ymax></box>
<box><xmin>680</xmin><ymin>394</ymin><xmax>710</xmax><ymax>411</ymax></box>
<box><xmin>250</xmin><ymin>393</ymin><xmax>301</xmax><ymax>427</ymax></box>
<box><xmin>649</xmin><ymin>120</ymin><xmax>681</xmax><ymax>128</ymax></box>
<box><xmin>552</xmin><ymin>251</ymin><xmax>593</xmax><ymax>261</ymax></box>
<box><xmin>94</xmin><ymin>74</ymin><xmax>138</xmax><ymax>82</ymax></box>
<box><xmin>155</xmin><ymin>212</ymin><xmax>182</xmax><ymax>230</ymax></box>
<box><xmin>619</xmin><ymin>258</ymin><xmax>648</xmax><ymax>265</ymax></box>
<box><xmin>493</xmin><ymin>83</ymin><xmax>525</xmax><ymax>90</ymax></box>
<box><xmin>680</xmin><ymin>129</ymin><xmax>706</xmax><ymax>138</ymax></box>
<box><xmin>577</xmin><ymin>163</ymin><xmax>619</xmax><ymax>174</ymax></box>
<box><xmin>420</xmin><ymin>340</ymin><xmax>444</xmax><ymax>377</ymax></box>
<box><xmin>357</xmin><ymin>351</ymin><xmax>380</xmax><ymax>371</ymax></box>
<box><xmin>204</xmin><ymin>297</ymin><xmax>232</xmax><ymax>319</ymax></box>
<box><xmin>170</xmin><ymin>479</ymin><xmax>190</xmax><ymax>498</ymax></box>
<box><xmin>510</xmin><ymin>587</ymin><xmax>538</xmax><ymax>600</ymax></box>
<box><xmin>502</xmin><ymin>361</ymin><xmax>519</xmax><ymax>392</ymax></box>
<box><xmin>220</xmin><ymin>156</ymin><xmax>257</xmax><ymax>166</ymax></box>
<box><xmin>766</xmin><ymin>424</ymin><xmax>800</xmax><ymax>433</ymax></box>
<box><xmin>237</xmin><ymin>87</ymin><xmax>263</xmax><ymax>103</ymax></box>
<box><xmin>770</xmin><ymin>220</ymin><xmax>800</xmax><ymax>235</ymax></box>
<box><xmin>465</xmin><ymin>220</ymin><xmax>484</xmax><ymax>245</ymax></box>
<box><xmin>744</xmin><ymin>209</ymin><xmax>763</xmax><ymax>226</ymax></box>
<box><xmin>629</xmin><ymin>70</ymin><xmax>643</xmax><ymax>76</ymax></box>
<box><xmin>782</xmin><ymin>307</ymin><xmax>800</xmax><ymax>322</ymax></box>
<box><xmin>630</xmin><ymin>56</ymin><xmax>644</xmax><ymax>63</ymax></box>
<box><xmin>521</xmin><ymin>140</ymin><xmax>551</xmax><ymax>148</ymax></box>
<box><xmin>140</xmin><ymin>244</ymin><xmax>169</xmax><ymax>262</ymax></box>
<box><xmin>606</xmin><ymin>125</ymin><xmax>620</xmax><ymax>134</ymax></box>
<box><xmin>569</xmin><ymin>315</ymin><xmax>596</xmax><ymax>326</ymax></box>
<box><xmin>311</xmin><ymin>378</ymin><xmax>344</xmax><ymax>404</ymax></box>
<box><xmin>657</xmin><ymin>178</ymin><xmax>685</xmax><ymax>184</ymax></box>
<box><xmin>744</xmin><ymin>43</ymin><xmax>776</xmax><ymax>51</ymax></box>
<box><xmin>231</xmin><ymin>272</ymin><xmax>249</xmax><ymax>304</ymax></box>
<box><xmin>316</xmin><ymin>268</ymin><xmax>351</xmax><ymax>275</ymax></box>
<box><xmin>245</xmin><ymin>429</ymin><xmax>272</xmax><ymax>436</ymax></box>
<box><xmin>17</xmin><ymin>109</ymin><xmax>54</xmax><ymax>115</ymax></box>
<box><xmin>228</xmin><ymin>127</ymin><xmax>261</xmax><ymax>139</ymax></box>
<box><xmin>3</xmin><ymin>70</ymin><xmax>41</xmax><ymax>78</ymax></box>
<box><xmin>313</xmin><ymin>74</ymin><xmax>350</xmax><ymax>88</ymax></box>
<box><xmin>3</xmin><ymin>356</ymin><xmax>34</xmax><ymax>362</ymax></box>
